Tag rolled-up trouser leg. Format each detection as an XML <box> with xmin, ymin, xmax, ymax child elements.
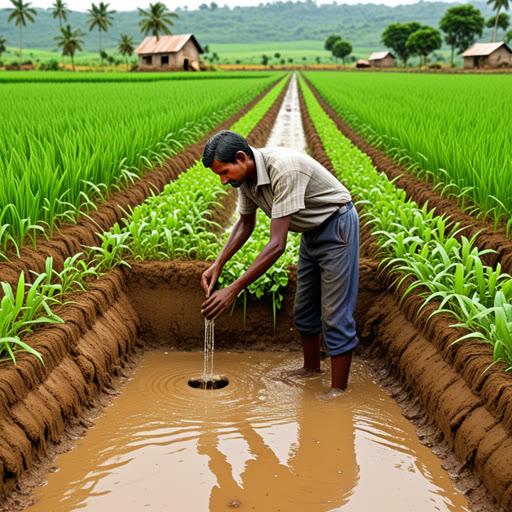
<box><xmin>294</xmin><ymin>203</ymin><xmax>359</xmax><ymax>356</ymax></box>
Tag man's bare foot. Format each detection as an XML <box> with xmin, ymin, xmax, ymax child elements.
<box><xmin>317</xmin><ymin>387</ymin><xmax>344</xmax><ymax>400</ymax></box>
<box><xmin>286</xmin><ymin>367</ymin><xmax>322</xmax><ymax>378</ymax></box>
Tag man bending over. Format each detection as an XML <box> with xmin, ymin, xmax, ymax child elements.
<box><xmin>200</xmin><ymin>130</ymin><xmax>359</xmax><ymax>396</ymax></box>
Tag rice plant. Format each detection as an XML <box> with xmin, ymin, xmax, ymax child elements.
<box><xmin>304</xmin><ymin>71</ymin><xmax>512</xmax><ymax>232</ymax></box>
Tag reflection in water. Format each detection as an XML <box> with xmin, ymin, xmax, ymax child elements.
<box><xmin>28</xmin><ymin>352</ymin><xmax>470</xmax><ymax>512</ymax></box>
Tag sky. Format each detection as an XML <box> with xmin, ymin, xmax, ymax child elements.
<box><xmin>0</xmin><ymin>0</ymin><xmax>458</xmax><ymax>13</ymax></box>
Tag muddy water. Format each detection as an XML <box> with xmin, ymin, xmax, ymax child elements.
<box><xmin>265</xmin><ymin>73</ymin><xmax>307</xmax><ymax>152</ymax></box>
<box><xmin>28</xmin><ymin>351</ymin><xmax>469</xmax><ymax>512</ymax></box>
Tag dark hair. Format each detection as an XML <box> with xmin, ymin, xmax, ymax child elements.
<box><xmin>202</xmin><ymin>130</ymin><xmax>254</xmax><ymax>168</ymax></box>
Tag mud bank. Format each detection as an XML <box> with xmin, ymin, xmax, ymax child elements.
<box><xmin>0</xmin><ymin>75</ymin><xmax>288</xmax><ymax>290</ymax></box>
<box><xmin>301</xmin><ymin>76</ymin><xmax>512</xmax><ymax>274</ymax></box>
<box><xmin>298</xmin><ymin>83</ymin><xmax>511</xmax><ymax>511</ymax></box>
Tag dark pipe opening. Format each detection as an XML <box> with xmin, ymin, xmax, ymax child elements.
<box><xmin>188</xmin><ymin>376</ymin><xmax>229</xmax><ymax>390</ymax></box>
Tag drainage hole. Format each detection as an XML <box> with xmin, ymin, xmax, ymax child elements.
<box><xmin>188</xmin><ymin>376</ymin><xmax>229</xmax><ymax>390</ymax></box>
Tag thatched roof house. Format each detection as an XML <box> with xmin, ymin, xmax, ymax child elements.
<box><xmin>368</xmin><ymin>51</ymin><xmax>395</xmax><ymax>68</ymax></box>
<box><xmin>135</xmin><ymin>34</ymin><xmax>204</xmax><ymax>71</ymax></box>
<box><xmin>462</xmin><ymin>42</ymin><xmax>512</xmax><ymax>69</ymax></box>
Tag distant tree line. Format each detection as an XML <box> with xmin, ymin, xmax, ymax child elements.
<box><xmin>377</xmin><ymin>0</ymin><xmax>510</xmax><ymax>67</ymax></box>
<box><xmin>1</xmin><ymin>0</ymin><xmax>179</xmax><ymax>70</ymax></box>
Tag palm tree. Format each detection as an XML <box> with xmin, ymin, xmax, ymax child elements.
<box><xmin>118</xmin><ymin>34</ymin><xmax>135</xmax><ymax>71</ymax></box>
<box><xmin>51</xmin><ymin>0</ymin><xmax>70</xmax><ymax>28</ymax></box>
<box><xmin>54</xmin><ymin>24</ymin><xmax>86</xmax><ymax>71</ymax></box>
<box><xmin>86</xmin><ymin>2</ymin><xmax>116</xmax><ymax>65</ymax></box>
<box><xmin>7</xmin><ymin>0</ymin><xmax>37</xmax><ymax>68</ymax></box>
<box><xmin>138</xmin><ymin>2</ymin><xmax>178</xmax><ymax>41</ymax></box>
<box><xmin>0</xmin><ymin>37</ymin><xmax>6</xmax><ymax>59</ymax></box>
<box><xmin>487</xmin><ymin>0</ymin><xmax>510</xmax><ymax>42</ymax></box>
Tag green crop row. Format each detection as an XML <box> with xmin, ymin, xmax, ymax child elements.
<box><xmin>0</xmin><ymin>71</ymin><xmax>275</xmax><ymax>83</ymax></box>
<box><xmin>0</xmin><ymin>73</ymin><xmax>290</xmax><ymax>366</ymax></box>
<box><xmin>300</xmin><ymin>75</ymin><xmax>512</xmax><ymax>371</ymax></box>
<box><xmin>0</xmin><ymin>74</ymin><xmax>283</xmax><ymax>260</ymax></box>
<box><xmin>304</xmin><ymin>72</ymin><xmax>512</xmax><ymax>233</ymax></box>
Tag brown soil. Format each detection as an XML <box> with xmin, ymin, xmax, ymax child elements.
<box><xmin>301</xmin><ymin>75</ymin><xmax>512</xmax><ymax>274</ymax></box>
<box><xmin>1</xmin><ymin>74</ymin><xmax>511</xmax><ymax>512</ymax></box>
<box><xmin>0</xmin><ymin>75</ymin><xmax>287</xmax><ymax>291</ymax></box>
<box><xmin>298</xmin><ymin>83</ymin><xmax>510</xmax><ymax>511</ymax></box>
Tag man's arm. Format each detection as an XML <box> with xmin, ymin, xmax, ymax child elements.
<box><xmin>201</xmin><ymin>211</ymin><xmax>257</xmax><ymax>297</ymax></box>
<box><xmin>201</xmin><ymin>215</ymin><xmax>291</xmax><ymax>320</ymax></box>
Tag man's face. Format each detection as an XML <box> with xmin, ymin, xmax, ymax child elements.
<box><xmin>209</xmin><ymin>151</ymin><xmax>249</xmax><ymax>188</ymax></box>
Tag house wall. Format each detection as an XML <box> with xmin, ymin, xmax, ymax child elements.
<box><xmin>370</xmin><ymin>55</ymin><xmax>395</xmax><ymax>68</ymax></box>
<box><xmin>464</xmin><ymin>47</ymin><xmax>512</xmax><ymax>69</ymax></box>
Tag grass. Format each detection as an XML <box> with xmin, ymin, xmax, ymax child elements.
<box><xmin>305</xmin><ymin>71</ymin><xmax>512</xmax><ymax>228</ymax></box>
<box><xmin>0</xmin><ymin>73</ymin><xmax>280</xmax><ymax>257</ymax></box>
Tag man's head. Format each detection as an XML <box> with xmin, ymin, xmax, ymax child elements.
<box><xmin>202</xmin><ymin>130</ymin><xmax>255</xmax><ymax>188</ymax></box>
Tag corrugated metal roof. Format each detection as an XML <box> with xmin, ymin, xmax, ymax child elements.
<box><xmin>369</xmin><ymin>51</ymin><xmax>394</xmax><ymax>61</ymax></box>
<box><xmin>135</xmin><ymin>34</ymin><xmax>203</xmax><ymax>55</ymax></box>
<box><xmin>462</xmin><ymin>42</ymin><xmax>510</xmax><ymax>57</ymax></box>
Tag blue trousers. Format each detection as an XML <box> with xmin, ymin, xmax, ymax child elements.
<box><xmin>293</xmin><ymin>203</ymin><xmax>359</xmax><ymax>356</ymax></box>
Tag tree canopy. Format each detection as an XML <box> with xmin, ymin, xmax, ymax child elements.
<box><xmin>54</xmin><ymin>23</ymin><xmax>86</xmax><ymax>70</ymax></box>
<box><xmin>51</xmin><ymin>0</ymin><xmax>70</xmax><ymax>27</ymax></box>
<box><xmin>406</xmin><ymin>26</ymin><xmax>442</xmax><ymax>66</ymax></box>
<box><xmin>7</xmin><ymin>0</ymin><xmax>37</xmax><ymax>67</ymax></box>
<box><xmin>381</xmin><ymin>21</ymin><xmax>421</xmax><ymax>65</ymax></box>
<box><xmin>487</xmin><ymin>0</ymin><xmax>511</xmax><ymax>42</ymax></box>
<box><xmin>332</xmin><ymin>39</ymin><xmax>352</xmax><ymax>63</ymax></box>
<box><xmin>439</xmin><ymin>4</ymin><xmax>485</xmax><ymax>65</ymax></box>
<box><xmin>324</xmin><ymin>34</ymin><xmax>341</xmax><ymax>51</ymax></box>
<box><xmin>138</xmin><ymin>2</ymin><xmax>178</xmax><ymax>41</ymax></box>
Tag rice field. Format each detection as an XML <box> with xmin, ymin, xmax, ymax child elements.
<box><xmin>0</xmin><ymin>72</ymin><xmax>280</xmax><ymax>252</ymax></box>
<box><xmin>304</xmin><ymin>71</ymin><xmax>512</xmax><ymax>226</ymax></box>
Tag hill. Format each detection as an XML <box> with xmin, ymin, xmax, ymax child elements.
<box><xmin>0</xmin><ymin>0</ymin><xmax>498</xmax><ymax>53</ymax></box>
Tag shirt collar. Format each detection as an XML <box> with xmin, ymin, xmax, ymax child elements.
<box><xmin>250</xmin><ymin>146</ymin><xmax>270</xmax><ymax>188</ymax></box>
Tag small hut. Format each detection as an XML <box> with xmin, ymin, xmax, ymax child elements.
<box><xmin>368</xmin><ymin>51</ymin><xmax>395</xmax><ymax>68</ymax></box>
<box><xmin>135</xmin><ymin>34</ymin><xmax>204</xmax><ymax>71</ymax></box>
<box><xmin>462</xmin><ymin>42</ymin><xmax>512</xmax><ymax>69</ymax></box>
<box><xmin>356</xmin><ymin>59</ymin><xmax>371</xmax><ymax>68</ymax></box>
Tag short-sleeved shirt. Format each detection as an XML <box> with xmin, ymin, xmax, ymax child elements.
<box><xmin>238</xmin><ymin>146</ymin><xmax>351</xmax><ymax>233</ymax></box>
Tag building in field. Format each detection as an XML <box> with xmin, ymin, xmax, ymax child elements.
<box><xmin>135</xmin><ymin>34</ymin><xmax>204</xmax><ymax>71</ymax></box>
<box><xmin>462</xmin><ymin>42</ymin><xmax>512</xmax><ymax>69</ymax></box>
<box><xmin>368</xmin><ymin>51</ymin><xmax>395</xmax><ymax>68</ymax></box>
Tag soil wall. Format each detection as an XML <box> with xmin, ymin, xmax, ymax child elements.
<box><xmin>0</xmin><ymin>270</ymin><xmax>141</xmax><ymax>502</ymax></box>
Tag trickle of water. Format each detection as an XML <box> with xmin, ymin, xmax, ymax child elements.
<box><xmin>203</xmin><ymin>318</ymin><xmax>215</xmax><ymax>387</ymax></box>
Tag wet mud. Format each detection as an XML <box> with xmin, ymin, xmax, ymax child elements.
<box><xmin>26</xmin><ymin>351</ymin><xmax>471</xmax><ymax>512</ymax></box>
<box><xmin>0</xmin><ymin>75</ymin><xmax>288</xmax><ymax>290</ymax></box>
<box><xmin>301</xmin><ymin>76</ymin><xmax>512</xmax><ymax>274</ymax></box>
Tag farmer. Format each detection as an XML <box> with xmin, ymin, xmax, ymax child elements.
<box><xmin>200</xmin><ymin>130</ymin><xmax>359</xmax><ymax>396</ymax></box>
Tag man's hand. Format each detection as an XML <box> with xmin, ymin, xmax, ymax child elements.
<box><xmin>201</xmin><ymin>285</ymin><xmax>239</xmax><ymax>320</ymax></box>
<box><xmin>201</xmin><ymin>263</ymin><xmax>222</xmax><ymax>298</ymax></box>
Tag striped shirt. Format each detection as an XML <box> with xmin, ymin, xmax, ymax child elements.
<box><xmin>238</xmin><ymin>146</ymin><xmax>351</xmax><ymax>232</ymax></box>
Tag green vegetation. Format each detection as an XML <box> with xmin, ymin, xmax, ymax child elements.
<box><xmin>0</xmin><ymin>70</ymin><xmax>274</xmax><ymax>82</ymax></box>
<box><xmin>439</xmin><ymin>5</ymin><xmax>485</xmax><ymax>66</ymax></box>
<box><xmin>86</xmin><ymin>1</ymin><xmax>116</xmax><ymax>65</ymax></box>
<box><xmin>138</xmin><ymin>1</ymin><xmax>178</xmax><ymax>40</ymax></box>
<box><xmin>116</xmin><ymin>75</ymin><xmax>294</xmax><ymax>324</ymax></box>
<box><xmin>6</xmin><ymin>0</ymin><xmax>37</xmax><ymax>68</ymax></box>
<box><xmin>299</xmin><ymin>75</ymin><xmax>512</xmax><ymax>370</ymax></box>
<box><xmin>54</xmin><ymin>24</ymin><xmax>86</xmax><ymax>71</ymax></box>
<box><xmin>0</xmin><ymin>1</ymin><xmax>498</xmax><ymax>63</ymax></box>
<box><xmin>0</xmin><ymin>73</ymin><xmax>279</xmax><ymax>259</ymax></box>
<box><xmin>305</xmin><ymin>71</ymin><xmax>512</xmax><ymax>231</ymax></box>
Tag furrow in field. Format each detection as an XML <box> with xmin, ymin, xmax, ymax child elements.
<box><xmin>0</xmin><ymin>75</ymin><xmax>286</xmax><ymax>289</ymax></box>
<box><xmin>298</xmin><ymin>77</ymin><xmax>512</xmax><ymax>511</ymax></box>
<box><xmin>301</xmin><ymin>75</ymin><xmax>512</xmax><ymax>277</ymax></box>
